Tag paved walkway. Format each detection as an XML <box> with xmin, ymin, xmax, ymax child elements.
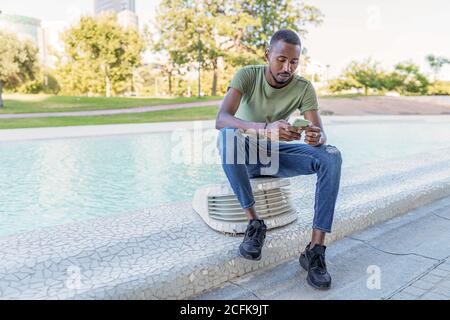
<box><xmin>1</xmin><ymin>96</ymin><xmax>450</xmax><ymax>120</ymax></box>
<box><xmin>0</xmin><ymin>100</ymin><xmax>222</xmax><ymax>119</ymax></box>
<box><xmin>195</xmin><ymin>196</ymin><xmax>450</xmax><ymax>300</ymax></box>
<box><xmin>318</xmin><ymin>96</ymin><xmax>450</xmax><ymax>116</ymax></box>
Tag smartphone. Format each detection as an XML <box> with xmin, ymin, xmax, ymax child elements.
<box><xmin>291</xmin><ymin>118</ymin><xmax>311</xmax><ymax>128</ymax></box>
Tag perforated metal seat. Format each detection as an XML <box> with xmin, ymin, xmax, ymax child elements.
<box><xmin>192</xmin><ymin>177</ymin><xmax>298</xmax><ymax>234</ymax></box>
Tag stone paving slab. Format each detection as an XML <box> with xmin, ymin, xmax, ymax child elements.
<box><xmin>0</xmin><ymin>146</ymin><xmax>450</xmax><ymax>299</ymax></box>
<box><xmin>0</xmin><ymin>120</ymin><xmax>217</xmax><ymax>142</ymax></box>
<box><xmin>390</xmin><ymin>256</ymin><xmax>450</xmax><ymax>300</ymax></box>
<box><xmin>350</xmin><ymin>213</ymin><xmax>450</xmax><ymax>260</ymax></box>
<box><xmin>196</xmin><ymin>197</ymin><xmax>450</xmax><ymax>300</ymax></box>
<box><xmin>195</xmin><ymin>239</ymin><xmax>436</xmax><ymax>300</ymax></box>
<box><xmin>432</xmin><ymin>203</ymin><xmax>450</xmax><ymax>220</ymax></box>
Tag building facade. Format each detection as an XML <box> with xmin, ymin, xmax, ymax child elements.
<box><xmin>94</xmin><ymin>0</ymin><xmax>138</xmax><ymax>29</ymax></box>
<box><xmin>0</xmin><ymin>13</ymin><xmax>41</xmax><ymax>45</ymax></box>
<box><xmin>0</xmin><ymin>13</ymin><xmax>48</xmax><ymax>63</ymax></box>
<box><xmin>94</xmin><ymin>0</ymin><xmax>136</xmax><ymax>14</ymax></box>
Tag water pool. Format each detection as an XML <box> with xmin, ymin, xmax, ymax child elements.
<box><xmin>1</xmin><ymin>116</ymin><xmax>450</xmax><ymax>237</ymax></box>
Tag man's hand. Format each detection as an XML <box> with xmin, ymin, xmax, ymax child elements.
<box><xmin>265</xmin><ymin>120</ymin><xmax>303</xmax><ymax>141</ymax></box>
<box><xmin>304</xmin><ymin>125</ymin><xmax>323</xmax><ymax>146</ymax></box>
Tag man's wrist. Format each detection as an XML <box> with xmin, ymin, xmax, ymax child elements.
<box><xmin>255</xmin><ymin>121</ymin><xmax>268</xmax><ymax>137</ymax></box>
<box><xmin>318</xmin><ymin>134</ymin><xmax>326</xmax><ymax>146</ymax></box>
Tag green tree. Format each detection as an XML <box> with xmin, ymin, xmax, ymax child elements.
<box><xmin>241</xmin><ymin>0</ymin><xmax>323</xmax><ymax>51</ymax></box>
<box><xmin>426</xmin><ymin>54</ymin><xmax>450</xmax><ymax>82</ymax></box>
<box><xmin>329</xmin><ymin>60</ymin><xmax>429</xmax><ymax>96</ymax></box>
<box><xmin>0</xmin><ymin>31</ymin><xmax>39</xmax><ymax>107</ymax></box>
<box><xmin>57</xmin><ymin>14</ymin><xmax>145</xmax><ymax>97</ymax></box>
<box><xmin>151</xmin><ymin>0</ymin><xmax>322</xmax><ymax>96</ymax></box>
<box><xmin>385</xmin><ymin>62</ymin><xmax>429</xmax><ymax>95</ymax></box>
<box><xmin>343</xmin><ymin>59</ymin><xmax>384</xmax><ymax>95</ymax></box>
<box><xmin>151</xmin><ymin>0</ymin><xmax>259</xmax><ymax>96</ymax></box>
<box><xmin>327</xmin><ymin>77</ymin><xmax>361</xmax><ymax>93</ymax></box>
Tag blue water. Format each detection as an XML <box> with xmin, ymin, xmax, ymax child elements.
<box><xmin>1</xmin><ymin>117</ymin><xmax>450</xmax><ymax>237</ymax></box>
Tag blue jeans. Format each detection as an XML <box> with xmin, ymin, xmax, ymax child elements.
<box><xmin>217</xmin><ymin>127</ymin><xmax>342</xmax><ymax>233</ymax></box>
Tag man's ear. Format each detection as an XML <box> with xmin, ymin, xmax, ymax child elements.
<box><xmin>264</xmin><ymin>48</ymin><xmax>270</xmax><ymax>62</ymax></box>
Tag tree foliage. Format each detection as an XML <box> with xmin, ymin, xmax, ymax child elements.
<box><xmin>240</xmin><ymin>0</ymin><xmax>323</xmax><ymax>50</ymax></box>
<box><xmin>56</xmin><ymin>14</ymin><xmax>145</xmax><ymax>97</ymax></box>
<box><xmin>151</xmin><ymin>0</ymin><xmax>323</xmax><ymax>96</ymax></box>
<box><xmin>328</xmin><ymin>59</ymin><xmax>429</xmax><ymax>95</ymax></box>
<box><xmin>426</xmin><ymin>54</ymin><xmax>450</xmax><ymax>82</ymax></box>
<box><xmin>0</xmin><ymin>31</ymin><xmax>39</xmax><ymax>107</ymax></box>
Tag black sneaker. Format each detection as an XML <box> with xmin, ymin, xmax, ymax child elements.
<box><xmin>238</xmin><ymin>219</ymin><xmax>267</xmax><ymax>261</ymax></box>
<box><xmin>299</xmin><ymin>243</ymin><xmax>331</xmax><ymax>290</ymax></box>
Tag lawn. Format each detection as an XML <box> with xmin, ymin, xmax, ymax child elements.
<box><xmin>0</xmin><ymin>106</ymin><xmax>220</xmax><ymax>129</ymax></box>
<box><xmin>0</xmin><ymin>94</ymin><xmax>223</xmax><ymax>114</ymax></box>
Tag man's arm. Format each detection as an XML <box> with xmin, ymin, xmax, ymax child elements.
<box><xmin>303</xmin><ymin>110</ymin><xmax>327</xmax><ymax>146</ymax></box>
<box><xmin>216</xmin><ymin>88</ymin><xmax>302</xmax><ymax>141</ymax></box>
<box><xmin>215</xmin><ymin>88</ymin><xmax>266</xmax><ymax>131</ymax></box>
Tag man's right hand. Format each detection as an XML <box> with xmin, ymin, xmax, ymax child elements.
<box><xmin>265</xmin><ymin>120</ymin><xmax>302</xmax><ymax>141</ymax></box>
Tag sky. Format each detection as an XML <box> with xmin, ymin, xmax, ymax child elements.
<box><xmin>304</xmin><ymin>0</ymin><xmax>450</xmax><ymax>78</ymax></box>
<box><xmin>0</xmin><ymin>0</ymin><xmax>159</xmax><ymax>26</ymax></box>
<box><xmin>1</xmin><ymin>0</ymin><xmax>449</xmax><ymax>79</ymax></box>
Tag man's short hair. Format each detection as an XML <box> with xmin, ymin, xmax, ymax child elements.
<box><xmin>269</xmin><ymin>29</ymin><xmax>301</xmax><ymax>48</ymax></box>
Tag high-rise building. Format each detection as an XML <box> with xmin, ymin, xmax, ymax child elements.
<box><xmin>94</xmin><ymin>0</ymin><xmax>138</xmax><ymax>29</ymax></box>
<box><xmin>94</xmin><ymin>0</ymin><xmax>136</xmax><ymax>14</ymax></box>
<box><xmin>0</xmin><ymin>13</ymin><xmax>47</xmax><ymax>62</ymax></box>
<box><xmin>40</xmin><ymin>21</ymin><xmax>68</xmax><ymax>68</ymax></box>
<box><xmin>0</xmin><ymin>13</ymin><xmax>41</xmax><ymax>45</ymax></box>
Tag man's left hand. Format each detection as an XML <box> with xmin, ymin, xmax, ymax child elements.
<box><xmin>304</xmin><ymin>126</ymin><xmax>323</xmax><ymax>147</ymax></box>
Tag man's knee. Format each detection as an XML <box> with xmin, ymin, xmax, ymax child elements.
<box><xmin>323</xmin><ymin>145</ymin><xmax>342</xmax><ymax>167</ymax></box>
<box><xmin>311</xmin><ymin>144</ymin><xmax>342</xmax><ymax>169</ymax></box>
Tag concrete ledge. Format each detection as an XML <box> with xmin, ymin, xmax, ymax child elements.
<box><xmin>2</xmin><ymin>115</ymin><xmax>449</xmax><ymax>142</ymax></box>
<box><xmin>1</xmin><ymin>147</ymin><xmax>450</xmax><ymax>299</ymax></box>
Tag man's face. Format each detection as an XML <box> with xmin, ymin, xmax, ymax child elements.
<box><xmin>265</xmin><ymin>41</ymin><xmax>301</xmax><ymax>85</ymax></box>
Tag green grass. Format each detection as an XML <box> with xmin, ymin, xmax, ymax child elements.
<box><xmin>0</xmin><ymin>106</ymin><xmax>219</xmax><ymax>129</ymax></box>
<box><xmin>0</xmin><ymin>94</ymin><xmax>223</xmax><ymax>114</ymax></box>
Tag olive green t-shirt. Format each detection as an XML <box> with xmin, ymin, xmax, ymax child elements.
<box><xmin>229</xmin><ymin>65</ymin><xmax>319</xmax><ymax>123</ymax></box>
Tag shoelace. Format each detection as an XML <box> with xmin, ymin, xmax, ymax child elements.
<box><xmin>245</xmin><ymin>225</ymin><xmax>266</xmax><ymax>246</ymax></box>
<box><xmin>310</xmin><ymin>252</ymin><xmax>327</xmax><ymax>273</ymax></box>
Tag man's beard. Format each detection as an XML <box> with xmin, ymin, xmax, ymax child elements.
<box><xmin>269</xmin><ymin>67</ymin><xmax>292</xmax><ymax>85</ymax></box>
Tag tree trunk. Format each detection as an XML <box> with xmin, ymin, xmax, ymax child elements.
<box><xmin>168</xmin><ymin>72</ymin><xmax>172</xmax><ymax>95</ymax></box>
<box><xmin>211</xmin><ymin>59</ymin><xmax>218</xmax><ymax>97</ymax></box>
<box><xmin>0</xmin><ymin>81</ymin><xmax>3</xmax><ymax>108</ymax></box>
<box><xmin>364</xmin><ymin>86</ymin><xmax>368</xmax><ymax>96</ymax></box>
<box><xmin>101</xmin><ymin>64</ymin><xmax>111</xmax><ymax>97</ymax></box>
<box><xmin>105</xmin><ymin>74</ymin><xmax>111</xmax><ymax>98</ymax></box>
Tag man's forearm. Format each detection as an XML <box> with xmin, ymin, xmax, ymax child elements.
<box><xmin>216</xmin><ymin>112</ymin><xmax>266</xmax><ymax>131</ymax></box>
